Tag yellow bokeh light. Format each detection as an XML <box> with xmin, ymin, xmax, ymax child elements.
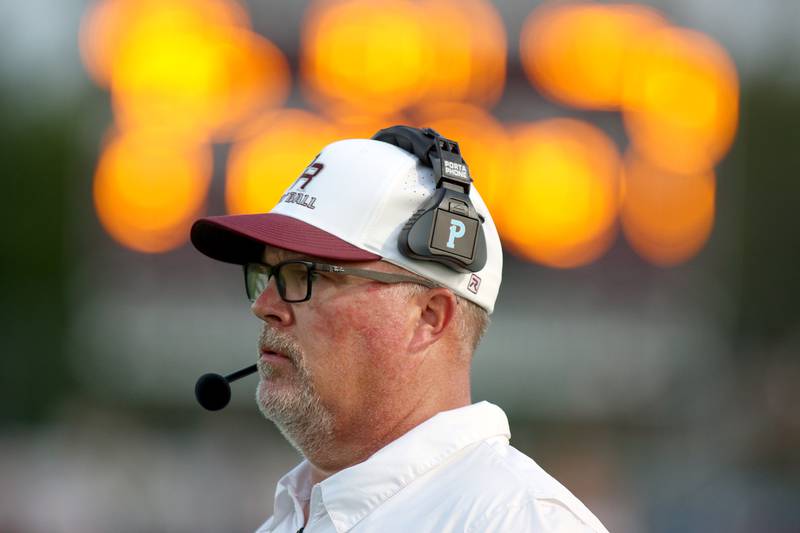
<box><xmin>226</xmin><ymin>109</ymin><xmax>340</xmax><ymax>215</ymax></box>
<box><xmin>502</xmin><ymin>119</ymin><xmax>621</xmax><ymax>269</ymax></box>
<box><xmin>80</xmin><ymin>0</ymin><xmax>290</xmax><ymax>141</ymax></box>
<box><xmin>93</xmin><ymin>130</ymin><xmax>212</xmax><ymax>253</ymax></box>
<box><xmin>520</xmin><ymin>2</ymin><xmax>667</xmax><ymax>110</ymax></box>
<box><xmin>79</xmin><ymin>0</ymin><xmax>251</xmax><ymax>87</ymax></box>
<box><xmin>621</xmin><ymin>153</ymin><xmax>715</xmax><ymax>267</ymax></box>
<box><xmin>413</xmin><ymin>102</ymin><xmax>510</xmax><ymax>212</ymax></box>
<box><xmin>622</xmin><ymin>26</ymin><xmax>739</xmax><ymax>174</ymax></box>
<box><xmin>301</xmin><ymin>0</ymin><xmax>428</xmax><ymax>115</ymax></box>
<box><xmin>112</xmin><ymin>27</ymin><xmax>290</xmax><ymax>140</ymax></box>
<box><xmin>419</xmin><ymin>0</ymin><xmax>506</xmax><ymax>108</ymax></box>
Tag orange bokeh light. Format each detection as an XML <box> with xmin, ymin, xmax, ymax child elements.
<box><xmin>622</xmin><ymin>26</ymin><xmax>739</xmax><ymax>174</ymax></box>
<box><xmin>301</xmin><ymin>0</ymin><xmax>428</xmax><ymax>115</ymax></box>
<box><xmin>419</xmin><ymin>0</ymin><xmax>506</xmax><ymax>108</ymax></box>
<box><xmin>621</xmin><ymin>153</ymin><xmax>715</xmax><ymax>266</ymax></box>
<box><xmin>93</xmin><ymin>130</ymin><xmax>212</xmax><ymax>253</ymax></box>
<box><xmin>520</xmin><ymin>2</ymin><xmax>667</xmax><ymax>110</ymax></box>
<box><xmin>413</xmin><ymin>103</ymin><xmax>510</xmax><ymax>212</ymax></box>
<box><xmin>322</xmin><ymin>107</ymin><xmax>408</xmax><ymax>140</ymax></box>
<box><xmin>226</xmin><ymin>109</ymin><xmax>340</xmax><ymax>215</ymax></box>
<box><xmin>80</xmin><ymin>0</ymin><xmax>290</xmax><ymax>141</ymax></box>
<box><xmin>502</xmin><ymin>119</ymin><xmax>621</xmax><ymax>268</ymax></box>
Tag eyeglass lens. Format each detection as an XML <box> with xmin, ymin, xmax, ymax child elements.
<box><xmin>246</xmin><ymin>262</ymin><xmax>311</xmax><ymax>303</ymax></box>
<box><xmin>278</xmin><ymin>262</ymin><xmax>310</xmax><ymax>301</ymax></box>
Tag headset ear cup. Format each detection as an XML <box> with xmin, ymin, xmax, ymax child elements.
<box><xmin>403</xmin><ymin>209</ymin><xmax>437</xmax><ymax>259</ymax></box>
<box><xmin>377</xmin><ymin>124</ymin><xmax>488</xmax><ymax>273</ymax></box>
<box><xmin>398</xmin><ymin>188</ymin><xmax>488</xmax><ymax>273</ymax></box>
<box><xmin>472</xmin><ymin>226</ymin><xmax>487</xmax><ymax>271</ymax></box>
<box><xmin>399</xmin><ymin>190</ymin><xmax>441</xmax><ymax>261</ymax></box>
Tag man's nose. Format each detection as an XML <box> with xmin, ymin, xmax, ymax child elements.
<box><xmin>251</xmin><ymin>276</ymin><xmax>293</xmax><ymax>326</ymax></box>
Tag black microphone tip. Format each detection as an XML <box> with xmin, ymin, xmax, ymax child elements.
<box><xmin>195</xmin><ymin>373</ymin><xmax>232</xmax><ymax>411</ymax></box>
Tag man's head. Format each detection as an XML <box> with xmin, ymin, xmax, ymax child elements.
<box><xmin>190</xmin><ymin>127</ymin><xmax>501</xmax><ymax>465</ymax></box>
<box><xmin>249</xmin><ymin>247</ymin><xmax>489</xmax><ymax>465</ymax></box>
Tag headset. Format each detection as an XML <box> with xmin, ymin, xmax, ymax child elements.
<box><xmin>371</xmin><ymin>125</ymin><xmax>487</xmax><ymax>273</ymax></box>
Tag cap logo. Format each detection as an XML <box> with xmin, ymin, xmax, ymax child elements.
<box><xmin>292</xmin><ymin>158</ymin><xmax>325</xmax><ymax>190</ymax></box>
<box><xmin>279</xmin><ymin>191</ymin><xmax>316</xmax><ymax>210</ymax></box>
<box><xmin>468</xmin><ymin>273</ymin><xmax>481</xmax><ymax>294</ymax></box>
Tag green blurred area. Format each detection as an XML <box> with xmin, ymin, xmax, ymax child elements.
<box><xmin>735</xmin><ymin>84</ymin><xmax>800</xmax><ymax>343</ymax></box>
<box><xmin>1</xmin><ymin>99</ymin><xmax>78</xmax><ymax>422</ymax></box>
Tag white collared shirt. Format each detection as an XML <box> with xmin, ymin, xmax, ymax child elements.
<box><xmin>256</xmin><ymin>402</ymin><xmax>610</xmax><ymax>533</ymax></box>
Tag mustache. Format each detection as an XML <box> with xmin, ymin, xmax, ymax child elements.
<box><xmin>258</xmin><ymin>326</ymin><xmax>303</xmax><ymax>364</ymax></box>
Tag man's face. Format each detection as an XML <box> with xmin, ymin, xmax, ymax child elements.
<box><xmin>252</xmin><ymin>247</ymin><xmax>420</xmax><ymax>456</ymax></box>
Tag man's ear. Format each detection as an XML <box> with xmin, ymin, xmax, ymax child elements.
<box><xmin>408</xmin><ymin>288</ymin><xmax>457</xmax><ymax>353</ymax></box>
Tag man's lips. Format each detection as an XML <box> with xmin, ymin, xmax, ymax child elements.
<box><xmin>259</xmin><ymin>347</ymin><xmax>292</xmax><ymax>364</ymax></box>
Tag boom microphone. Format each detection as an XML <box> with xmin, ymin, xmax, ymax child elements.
<box><xmin>195</xmin><ymin>364</ymin><xmax>258</xmax><ymax>411</ymax></box>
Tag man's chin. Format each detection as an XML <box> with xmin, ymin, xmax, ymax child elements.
<box><xmin>257</xmin><ymin>373</ymin><xmax>299</xmax><ymax>398</ymax></box>
<box><xmin>255</xmin><ymin>388</ymin><xmax>336</xmax><ymax>457</ymax></box>
<box><xmin>256</xmin><ymin>381</ymin><xmax>306</xmax><ymax>418</ymax></box>
<box><xmin>257</xmin><ymin>381</ymin><xmax>286</xmax><ymax>408</ymax></box>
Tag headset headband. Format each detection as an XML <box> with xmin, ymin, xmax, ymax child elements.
<box><xmin>372</xmin><ymin>125</ymin><xmax>487</xmax><ymax>273</ymax></box>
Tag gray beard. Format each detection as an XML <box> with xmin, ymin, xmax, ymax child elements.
<box><xmin>255</xmin><ymin>327</ymin><xmax>334</xmax><ymax>458</ymax></box>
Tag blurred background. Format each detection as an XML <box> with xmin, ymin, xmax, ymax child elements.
<box><xmin>1</xmin><ymin>0</ymin><xmax>799</xmax><ymax>531</ymax></box>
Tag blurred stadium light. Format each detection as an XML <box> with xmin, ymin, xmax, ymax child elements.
<box><xmin>300</xmin><ymin>0</ymin><xmax>429</xmax><ymax>115</ymax></box>
<box><xmin>519</xmin><ymin>2</ymin><xmax>668</xmax><ymax>110</ymax></box>
<box><xmin>502</xmin><ymin>119</ymin><xmax>620</xmax><ymax>269</ymax></box>
<box><xmin>621</xmin><ymin>153</ymin><xmax>716</xmax><ymax>266</ymax></box>
<box><xmin>80</xmin><ymin>0</ymin><xmax>290</xmax><ymax>141</ymax></box>
<box><xmin>78</xmin><ymin>0</ymin><xmax>740</xmax><ymax>269</ymax></box>
<box><xmin>93</xmin><ymin>129</ymin><xmax>213</xmax><ymax>253</ymax></box>
<box><xmin>417</xmin><ymin>0</ymin><xmax>507</xmax><ymax>108</ymax></box>
<box><xmin>79</xmin><ymin>0</ymin><xmax>253</xmax><ymax>87</ymax></box>
<box><xmin>621</xmin><ymin>26</ymin><xmax>739</xmax><ymax>175</ymax></box>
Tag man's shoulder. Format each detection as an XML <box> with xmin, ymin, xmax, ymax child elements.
<box><xmin>440</xmin><ymin>437</ymin><xmax>568</xmax><ymax>497</ymax></box>
<box><xmin>424</xmin><ymin>437</ymin><xmax>609</xmax><ymax>532</ymax></box>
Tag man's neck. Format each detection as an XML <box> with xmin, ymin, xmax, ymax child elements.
<box><xmin>309</xmin><ymin>463</ymin><xmax>336</xmax><ymax>486</ymax></box>
<box><xmin>305</xmin><ymin>394</ymin><xmax>471</xmax><ymax>486</ymax></box>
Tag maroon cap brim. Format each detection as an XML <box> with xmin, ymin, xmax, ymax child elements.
<box><xmin>190</xmin><ymin>213</ymin><xmax>381</xmax><ymax>264</ymax></box>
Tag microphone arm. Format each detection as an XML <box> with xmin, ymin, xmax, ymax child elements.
<box><xmin>195</xmin><ymin>363</ymin><xmax>258</xmax><ymax>411</ymax></box>
<box><xmin>225</xmin><ymin>364</ymin><xmax>258</xmax><ymax>383</ymax></box>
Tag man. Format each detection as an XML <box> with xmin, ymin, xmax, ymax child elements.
<box><xmin>190</xmin><ymin>127</ymin><xmax>609</xmax><ymax>532</ymax></box>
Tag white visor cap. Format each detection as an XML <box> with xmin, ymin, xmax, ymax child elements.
<box><xmin>191</xmin><ymin>138</ymin><xmax>503</xmax><ymax>313</ymax></box>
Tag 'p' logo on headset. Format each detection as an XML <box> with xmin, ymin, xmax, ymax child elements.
<box><xmin>447</xmin><ymin>219</ymin><xmax>466</xmax><ymax>249</ymax></box>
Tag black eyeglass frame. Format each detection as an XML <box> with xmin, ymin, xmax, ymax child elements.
<box><xmin>244</xmin><ymin>259</ymin><xmax>440</xmax><ymax>303</ymax></box>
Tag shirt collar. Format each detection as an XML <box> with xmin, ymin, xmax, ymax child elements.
<box><xmin>320</xmin><ymin>401</ymin><xmax>510</xmax><ymax>531</ymax></box>
<box><xmin>271</xmin><ymin>460</ymin><xmax>312</xmax><ymax>528</ymax></box>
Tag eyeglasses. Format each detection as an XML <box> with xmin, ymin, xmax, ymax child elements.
<box><xmin>244</xmin><ymin>259</ymin><xmax>439</xmax><ymax>303</ymax></box>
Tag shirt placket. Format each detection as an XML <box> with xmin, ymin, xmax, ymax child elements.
<box><xmin>302</xmin><ymin>484</ymin><xmax>330</xmax><ymax>532</ymax></box>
